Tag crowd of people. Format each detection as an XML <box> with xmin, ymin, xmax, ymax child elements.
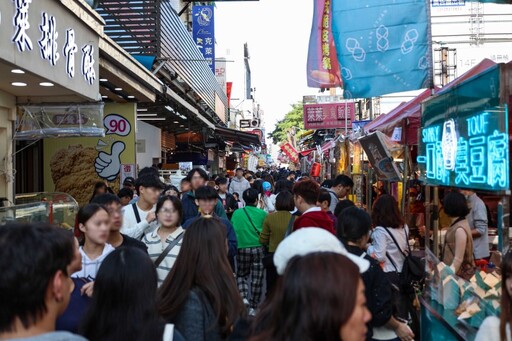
<box><xmin>0</xmin><ymin>165</ymin><xmax>508</xmax><ymax>341</ymax></box>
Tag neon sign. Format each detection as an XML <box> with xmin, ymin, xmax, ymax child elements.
<box><xmin>418</xmin><ymin>110</ymin><xmax>509</xmax><ymax>191</ymax></box>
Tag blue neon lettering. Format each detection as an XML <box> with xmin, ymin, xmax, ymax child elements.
<box><xmin>467</xmin><ymin>112</ymin><xmax>489</xmax><ymax>136</ymax></box>
<box><xmin>417</xmin><ymin>111</ymin><xmax>509</xmax><ymax>191</ymax></box>
<box><xmin>422</xmin><ymin>126</ymin><xmax>440</xmax><ymax>143</ymax></box>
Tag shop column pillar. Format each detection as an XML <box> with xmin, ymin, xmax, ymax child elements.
<box><xmin>0</xmin><ymin>91</ymin><xmax>16</xmax><ymax>203</ymax></box>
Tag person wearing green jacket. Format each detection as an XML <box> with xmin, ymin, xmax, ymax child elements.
<box><xmin>230</xmin><ymin>188</ymin><xmax>268</xmax><ymax>316</ymax></box>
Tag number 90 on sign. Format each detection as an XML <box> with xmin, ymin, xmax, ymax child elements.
<box><xmin>104</xmin><ymin>114</ymin><xmax>131</xmax><ymax>136</ymax></box>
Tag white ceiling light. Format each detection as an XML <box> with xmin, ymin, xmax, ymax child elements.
<box><xmin>137</xmin><ymin>117</ymin><xmax>165</xmax><ymax>121</ymax></box>
<box><xmin>137</xmin><ymin>113</ymin><xmax>157</xmax><ymax>117</ymax></box>
<box><xmin>39</xmin><ymin>82</ymin><xmax>54</xmax><ymax>87</ymax></box>
<box><xmin>180</xmin><ymin>124</ymin><xmax>185</xmax><ymax>127</ymax></box>
<box><xmin>127</xmin><ymin>95</ymin><xmax>135</xmax><ymax>99</ymax></box>
<box><xmin>100</xmin><ymin>78</ymin><xmax>108</xmax><ymax>82</ymax></box>
<box><xmin>137</xmin><ymin>108</ymin><xmax>148</xmax><ymax>112</ymax></box>
<box><xmin>11</xmin><ymin>69</ymin><xmax>25</xmax><ymax>74</ymax></box>
<box><xmin>114</xmin><ymin>87</ymin><xmax>122</xmax><ymax>91</ymax></box>
<box><xmin>165</xmin><ymin>106</ymin><xmax>175</xmax><ymax>113</ymax></box>
<box><xmin>101</xmin><ymin>95</ymin><xmax>108</xmax><ymax>99</ymax></box>
<box><xmin>173</xmin><ymin>121</ymin><xmax>179</xmax><ymax>124</ymax></box>
<box><xmin>11</xmin><ymin>82</ymin><xmax>27</xmax><ymax>87</ymax></box>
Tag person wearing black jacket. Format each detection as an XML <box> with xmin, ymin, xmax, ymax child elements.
<box><xmin>337</xmin><ymin>207</ymin><xmax>415</xmax><ymax>341</ymax></box>
<box><xmin>216</xmin><ymin>177</ymin><xmax>238</xmax><ymax>219</ymax></box>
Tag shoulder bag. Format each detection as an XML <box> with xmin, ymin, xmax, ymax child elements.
<box><xmin>132</xmin><ymin>203</ymin><xmax>141</xmax><ymax>224</ymax></box>
<box><xmin>154</xmin><ymin>232</ymin><xmax>184</xmax><ymax>267</ymax></box>
<box><xmin>383</xmin><ymin>226</ymin><xmax>424</xmax><ymax>293</ymax></box>
<box><xmin>243</xmin><ymin>208</ymin><xmax>261</xmax><ymax>237</ymax></box>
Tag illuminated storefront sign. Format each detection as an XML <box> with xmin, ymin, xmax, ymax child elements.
<box><xmin>0</xmin><ymin>0</ymin><xmax>100</xmax><ymax>100</ymax></box>
<box><xmin>417</xmin><ymin>66</ymin><xmax>510</xmax><ymax>192</ymax></box>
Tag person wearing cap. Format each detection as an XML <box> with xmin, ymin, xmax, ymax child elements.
<box><xmin>338</xmin><ymin>207</ymin><xmax>415</xmax><ymax>341</ymax></box>
<box><xmin>250</xmin><ymin>228</ymin><xmax>371</xmax><ymax>341</ymax></box>
<box><xmin>229</xmin><ymin>168</ymin><xmax>251</xmax><ymax>205</ymax></box>
<box><xmin>121</xmin><ymin>175</ymin><xmax>164</xmax><ymax>239</ymax></box>
<box><xmin>123</xmin><ymin>176</ymin><xmax>136</xmax><ymax>191</ymax></box>
<box><xmin>292</xmin><ymin>179</ymin><xmax>336</xmax><ymax>234</ymax></box>
<box><xmin>261</xmin><ymin>181</ymin><xmax>276</xmax><ymax>213</ymax></box>
<box><xmin>181</xmin><ymin>168</ymin><xmax>228</xmax><ymax>224</ymax></box>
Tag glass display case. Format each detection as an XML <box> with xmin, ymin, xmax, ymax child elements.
<box><xmin>0</xmin><ymin>192</ymin><xmax>79</xmax><ymax>229</ymax></box>
<box><xmin>421</xmin><ymin>248</ymin><xmax>501</xmax><ymax>341</ymax></box>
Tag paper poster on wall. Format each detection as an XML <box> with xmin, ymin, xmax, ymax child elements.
<box><xmin>44</xmin><ymin>103</ymin><xmax>136</xmax><ymax>205</ymax></box>
<box><xmin>121</xmin><ymin>164</ymin><xmax>137</xmax><ymax>184</ymax></box>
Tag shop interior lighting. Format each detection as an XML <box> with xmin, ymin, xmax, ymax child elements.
<box><xmin>137</xmin><ymin>108</ymin><xmax>148</xmax><ymax>112</ymax></box>
<box><xmin>11</xmin><ymin>82</ymin><xmax>27</xmax><ymax>87</ymax></box>
<box><xmin>11</xmin><ymin>69</ymin><xmax>25</xmax><ymax>74</ymax></box>
<box><xmin>39</xmin><ymin>82</ymin><xmax>54</xmax><ymax>87</ymax></box>
<box><xmin>114</xmin><ymin>87</ymin><xmax>123</xmax><ymax>91</ymax></box>
<box><xmin>137</xmin><ymin>117</ymin><xmax>165</xmax><ymax>121</ymax></box>
<box><xmin>179</xmin><ymin>124</ymin><xmax>185</xmax><ymax>127</ymax></box>
<box><xmin>127</xmin><ymin>95</ymin><xmax>135</xmax><ymax>99</ymax></box>
<box><xmin>165</xmin><ymin>106</ymin><xmax>175</xmax><ymax>113</ymax></box>
<box><xmin>137</xmin><ymin>113</ymin><xmax>157</xmax><ymax>117</ymax></box>
<box><xmin>101</xmin><ymin>96</ymin><xmax>108</xmax><ymax>99</ymax></box>
<box><xmin>173</xmin><ymin>121</ymin><xmax>179</xmax><ymax>124</ymax></box>
<box><xmin>100</xmin><ymin>78</ymin><xmax>108</xmax><ymax>82</ymax></box>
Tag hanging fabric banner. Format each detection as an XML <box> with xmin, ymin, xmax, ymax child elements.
<box><xmin>306</xmin><ymin>0</ymin><xmax>343</xmax><ymax>89</ymax></box>
<box><xmin>332</xmin><ymin>0</ymin><xmax>433</xmax><ymax>99</ymax></box>
<box><xmin>280</xmin><ymin>143</ymin><xmax>299</xmax><ymax>164</ymax></box>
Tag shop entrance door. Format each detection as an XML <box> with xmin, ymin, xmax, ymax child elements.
<box><xmin>15</xmin><ymin>140</ymin><xmax>44</xmax><ymax>194</ymax></box>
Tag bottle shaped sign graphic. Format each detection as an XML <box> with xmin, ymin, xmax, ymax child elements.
<box><xmin>441</xmin><ymin>119</ymin><xmax>457</xmax><ymax>171</ymax></box>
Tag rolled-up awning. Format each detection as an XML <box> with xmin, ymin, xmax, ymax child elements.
<box><xmin>214</xmin><ymin>126</ymin><xmax>260</xmax><ymax>146</ymax></box>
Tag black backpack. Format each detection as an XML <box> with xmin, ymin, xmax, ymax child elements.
<box><xmin>383</xmin><ymin>227</ymin><xmax>424</xmax><ymax>294</ymax></box>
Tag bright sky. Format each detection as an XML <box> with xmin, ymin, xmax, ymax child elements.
<box><xmin>215</xmin><ymin>0</ymin><xmax>318</xmax><ymax>136</ymax></box>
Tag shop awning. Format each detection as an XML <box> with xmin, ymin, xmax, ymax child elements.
<box><xmin>438</xmin><ymin>58</ymin><xmax>496</xmax><ymax>95</ymax></box>
<box><xmin>364</xmin><ymin>89</ymin><xmax>434</xmax><ymax>145</ymax></box>
<box><xmin>300</xmin><ymin>148</ymin><xmax>316</xmax><ymax>157</ymax></box>
<box><xmin>214</xmin><ymin>126</ymin><xmax>260</xmax><ymax>146</ymax></box>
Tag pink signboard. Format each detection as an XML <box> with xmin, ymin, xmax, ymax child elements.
<box><xmin>303</xmin><ymin>102</ymin><xmax>355</xmax><ymax>130</ymax></box>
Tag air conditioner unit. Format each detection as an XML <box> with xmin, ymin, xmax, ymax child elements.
<box><xmin>250</xmin><ymin>119</ymin><xmax>260</xmax><ymax>128</ymax></box>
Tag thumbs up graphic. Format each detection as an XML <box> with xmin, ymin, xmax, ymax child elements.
<box><xmin>95</xmin><ymin>141</ymin><xmax>125</xmax><ymax>181</ymax></box>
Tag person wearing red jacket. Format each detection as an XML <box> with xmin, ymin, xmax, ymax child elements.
<box><xmin>292</xmin><ymin>179</ymin><xmax>336</xmax><ymax>235</ymax></box>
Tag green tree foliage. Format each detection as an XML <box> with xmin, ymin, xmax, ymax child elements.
<box><xmin>269</xmin><ymin>102</ymin><xmax>305</xmax><ymax>145</ymax></box>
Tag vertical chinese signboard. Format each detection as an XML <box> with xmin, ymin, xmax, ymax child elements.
<box><xmin>306</xmin><ymin>0</ymin><xmax>342</xmax><ymax>88</ymax></box>
<box><xmin>417</xmin><ymin>65</ymin><xmax>510</xmax><ymax>192</ymax></box>
<box><xmin>193</xmin><ymin>5</ymin><xmax>215</xmax><ymax>74</ymax></box>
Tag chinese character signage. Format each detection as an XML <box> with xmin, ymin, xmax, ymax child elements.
<box><xmin>0</xmin><ymin>0</ymin><xmax>100</xmax><ymax>101</ymax></box>
<box><xmin>192</xmin><ymin>5</ymin><xmax>215</xmax><ymax>74</ymax></box>
<box><xmin>306</xmin><ymin>0</ymin><xmax>342</xmax><ymax>89</ymax></box>
<box><xmin>280</xmin><ymin>143</ymin><xmax>299</xmax><ymax>164</ymax></box>
<box><xmin>359</xmin><ymin>131</ymin><xmax>402</xmax><ymax>182</ymax></box>
<box><xmin>417</xmin><ymin>65</ymin><xmax>510</xmax><ymax>192</ymax></box>
<box><xmin>331</xmin><ymin>0</ymin><xmax>433</xmax><ymax>99</ymax></box>
<box><xmin>303</xmin><ymin>102</ymin><xmax>355</xmax><ymax>130</ymax></box>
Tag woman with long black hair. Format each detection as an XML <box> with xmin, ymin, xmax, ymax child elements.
<box><xmin>158</xmin><ymin>217</ymin><xmax>245</xmax><ymax>340</ymax></box>
<box><xmin>80</xmin><ymin>247</ymin><xmax>184</xmax><ymax>340</ymax></box>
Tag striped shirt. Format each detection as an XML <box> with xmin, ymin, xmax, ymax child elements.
<box><xmin>143</xmin><ymin>226</ymin><xmax>184</xmax><ymax>285</ymax></box>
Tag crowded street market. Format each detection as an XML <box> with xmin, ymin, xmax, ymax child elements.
<box><xmin>2</xmin><ymin>0</ymin><xmax>512</xmax><ymax>340</ymax></box>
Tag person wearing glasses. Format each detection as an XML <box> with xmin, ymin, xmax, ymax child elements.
<box><xmin>143</xmin><ymin>195</ymin><xmax>184</xmax><ymax>286</ymax></box>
